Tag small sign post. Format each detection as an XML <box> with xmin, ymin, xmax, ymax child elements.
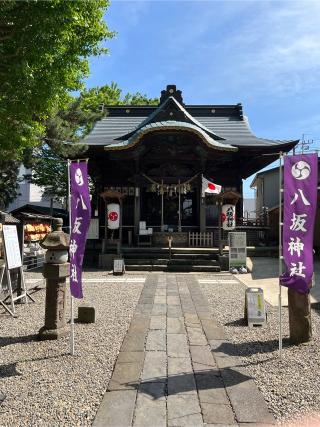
<box><xmin>229</xmin><ymin>232</ymin><xmax>247</xmax><ymax>270</ymax></box>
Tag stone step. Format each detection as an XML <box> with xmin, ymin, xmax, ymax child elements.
<box><xmin>126</xmin><ymin>264</ymin><xmax>167</xmax><ymax>272</ymax></box>
<box><xmin>125</xmin><ymin>259</ymin><xmax>169</xmax><ymax>266</ymax></box>
<box><xmin>125</xmin><ymin>264</ymin><xmax>221</xmax><ymax>272</ymax></box>
<box><xmin>167</xmin><ymin>265</ymin><xmax>221</xmax><ymax>272</ymax></box>
<box><xmin>172</xmin><ymin>253</ymin><xmax>218</xmax><ymax>260</ymax></box>
<box><xmin>167</xmin><ymin>259</ymin><xmax>220</xmax><ymax>266</ymax></box>
<box><xmin>123</xmin><ymin>253</ymin><xmax>167</xmax><ymax>260</ymax></box>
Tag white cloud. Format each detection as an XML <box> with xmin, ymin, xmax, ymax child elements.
<box><xmin>149</xmin><ymin>1</ymin><xmax>320</xmax><ymax>100</ymax></box>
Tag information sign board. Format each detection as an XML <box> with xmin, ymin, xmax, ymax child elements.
<box><xmin>2</xmin><ymin>225</ymin><xmax>22</xmax><ymax>269</ymax></box>
<box><xmin>245</xmin><ymin>287</ymin><xmax>266</xmax><ymax>327</ymax></box>
<box><xmin>229</xmin><ymin>232</ymin><xmax>247</xmax><ymax>269</ymax></box>
<box><xmin>113</xmin><ymin>258</ymin><xmax>125</xmax><ymax>274</ymax></box>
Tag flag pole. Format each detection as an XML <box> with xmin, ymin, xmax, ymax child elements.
<box><xmin>67</xmin><ymin>159</ymin><xmax>75</xmax><ymax>356</ymax></box>
<box><xmin>278</xmin><ymin>152</ymin><xmax>283</xmax><ymax>359</ymax></box>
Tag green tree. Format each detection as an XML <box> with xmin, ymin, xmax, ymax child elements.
<box><xmin>0</xmin><ymin>0</ymin><xmax>114</xmax><ymax>157</ymax></box>
<box><xmin>0</xmin><ymin>159</ymin><xmax>21</xmax><ymax>210</ymax></box>
<box><xmin>29</xmin><ymin>84</ymin><xmax>159</xmax><ymax>205</ymax></box>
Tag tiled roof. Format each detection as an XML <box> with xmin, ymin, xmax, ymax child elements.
<box><xmin>83</xmin><ymin>103</ymin><xmax>297</xmax><ymax>149</ymax></box>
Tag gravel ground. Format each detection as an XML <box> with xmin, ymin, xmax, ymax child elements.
<box><xmin>200</xmin><ymin>274</ymin><xmax>320</xmax><ymax>426</ymax></box>
<box><xmin>0</xmin><ymin>271</ymin><xmax>144</xmax><ymax>427</ymax></box>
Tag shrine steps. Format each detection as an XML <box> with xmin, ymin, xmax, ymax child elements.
<box><xmin>122</xmin><ymin>248</ymin><xmax>221</xmax><ymax>272</ymax></box>
<box><xmin>126</xmin><ymin>264</ymin><xmax>221</xmax><ymax>273</ymax></box>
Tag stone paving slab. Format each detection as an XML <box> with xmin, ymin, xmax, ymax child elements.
<box><xmin>146</xmin><ymin>329</ymin><xmax>166</xmax><ymax>351</ymax></box>
<box><xmin>93</xmin><ymin>273</ymin><xmax>276</xmax><ymax>426</ymax></box>
<box><xmin>167</xmin><ymin>394</ymin><xmax>203</xmax><ymax>427</ymax></box>
<box><xmin>133</xmin><ymin>382</ymin><xmax>166</xmax><ymax>427</ymax></box>
<box><xmin>167</xmin><ymin>316</ymin><xmax>186</xmax><ymax>334</ymax></box>
<box><xmin>141</xmin><ymin>351</ymin><xmax>166</xmax><ymax>382</ymax></box>
<box><xmin>93</xmin><ymin>390</ymin><xmax>137</xmax><ymax>427</ymax></box>
<box><xmin>149</xmin><ymin>315</ymin><xmax>166</xmax><ymax>330</ymax></box>
<box><xmin>167</xmin><ymin>333</ymin><xmax>189</xmax><ymax>357</ymax></box>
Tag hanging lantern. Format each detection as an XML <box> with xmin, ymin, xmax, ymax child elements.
<box><xmin>107</xmin><ymin>203</ymin><xmax>120</xmax><ymax>229</ymax></box>
<box><xmin>221</xmin><ymin>204</ymin><xmax>236</xmax><ymax>230</ymax></box>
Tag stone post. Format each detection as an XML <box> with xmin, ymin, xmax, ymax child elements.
<box><xmin>38</xmin><ymin>218</ymin><xmax>70</xmax><ymax>340</ymax></box>
<box><xmin>288</xmin><ymin>288</ymin><xmax>312</xmax><ymax>344</ymax></box>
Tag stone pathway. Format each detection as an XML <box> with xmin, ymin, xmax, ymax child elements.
<box><xmin>93</xmin><ymin>274</ymin><xmax>275</xmax><ymax>427</ymax></box>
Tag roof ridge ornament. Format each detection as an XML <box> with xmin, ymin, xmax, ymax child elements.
<box><xmin>160</xmin><ymin>85</ymin><xmax>183</xmax><ymax>104</ymax></box>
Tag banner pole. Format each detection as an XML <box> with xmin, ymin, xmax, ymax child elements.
<box><xmin>278</xmin><ymin>152</ymin><xmax>283</xmax><ymax>359</ymax></box>
<box><xmin>67</xmin><ymin>159</ymin><xmax>75</xmax><ymax>356</ymax></box>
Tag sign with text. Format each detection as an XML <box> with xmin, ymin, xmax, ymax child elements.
<box><xmin>69</xmin><ymin>161</ymin><xmax>91</xmax><ymax>299</ymax></box>
<box><xmin>2</xmin><ymin>225</ymin><xmax>22</xmax><ymax>269</ymax></box>
<box><xmin>245</xmin><ymin>288</ymin><xmax>266</xmax><ymax>327</ymax></box>
<box><xmin>113</xmin><ymin>258</ymin><xmax>125</xmax><ymax>274</ymax></box>
<box><xmin>229</xmin><ymin>232</ymin><xmax>247</xmax><ymax>268</ymax></box>
<box><xmin>280</xmin><ymin>154</ymin><xmax>318</xmax><ymax>294</ymax></box>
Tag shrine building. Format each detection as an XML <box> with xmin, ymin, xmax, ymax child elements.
<box><xmin>83</xmin><ymin>85</ymin><xmax>298</xmax><ymax>255</ymax></box>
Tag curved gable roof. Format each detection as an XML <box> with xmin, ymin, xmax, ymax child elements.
<box><xmin>104</xmin><ymin>121</ymin><xmax>237</xmax><ymax>152</ymax></box>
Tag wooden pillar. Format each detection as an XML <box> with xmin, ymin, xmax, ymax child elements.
<box><xmin>134</xmin><ymin>187</ymin><xmax>140</xmax><ymax>235</ymax></box>
<box><xmin>118</xmin><ymin>197</ymin><xmax>123</xmax><ymax>255</ymax></box>
<box><xmin>178</xmin><ymin>180</ymin><xmax>182</xmax><ymax>232</ymax></box>
<box><xmin>218</xmin><ymin>200</ymin><xmax>223</xmax><ymax>255</ymax></box>
<box><xmin>200</xmin><ymin>193</ymin><xmax>206</xmax><ymax>233</ymax></box>
<box><xmin>161</xmin><ymin>180</ymin><xmax>164</xmax><ymax>231</ymax></box>
<box><xmin>236</xmin><ymin>179</ymin><xmax>243</xmax><ymax>221</ymax></box>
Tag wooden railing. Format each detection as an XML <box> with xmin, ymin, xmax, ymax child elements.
<box><xmin>189</xmin><ymin>232</ymin><xmax>213</xmax><ymax>247</ymax></box>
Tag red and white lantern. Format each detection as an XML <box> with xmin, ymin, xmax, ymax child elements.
<box><xmin>221</xmin><ymin>204</ymin><xmax>236</xmax><ymax>230</ymax></box>
<box><xmin>107</xmin><ymin>203</ymin><xmax>120</xmax><ymax>229</ymax></box>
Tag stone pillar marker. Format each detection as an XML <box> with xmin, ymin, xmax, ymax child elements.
<box><xmin>38</xmin><ymin>218</ymin><xmax>70</xmax><ymax>340</ymax></box>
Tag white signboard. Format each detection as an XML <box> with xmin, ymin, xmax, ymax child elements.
<box><xmin>229</xmin><ymin>232</ymin><xmax>247</xmax><ymax>268</ymax></box>
<box><xmin>87</xmin><ymin>218</ymin><xmax>99</xmax><ymax>240</ymax></box>
<box><xmin>2</xmin><ymin>225</ymin><xmax>22</xmax><ymax>269</ymax></box>
<box><xmin>113</xmin><ymin>258</ymin><xmax>125</xmax><ymax>274</ymax></box>
<box><xmin>245</xmin><ymin>288</ymin><xmax>266</xmax><ymax>327</ymax></box>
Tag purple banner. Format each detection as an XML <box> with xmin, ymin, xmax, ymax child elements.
<box><xmin>69</xmin><ymin>161</ymin><xmax>91</xmax><ymax>298</ymax></box>
<box><xmin>280</xmin><ymin>154</ymin><xmax>318</xmax><ymax>294</ymax></box>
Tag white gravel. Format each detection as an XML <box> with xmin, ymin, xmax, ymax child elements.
<box><xmin>200</xmin><ymin>274</ymin><xmax>320</xmax><ymax>426</ymax></box>
<box><xmin>0</xmin><ymin>271</ymin><xmax>144</xmax><ymax>427</ymax></box>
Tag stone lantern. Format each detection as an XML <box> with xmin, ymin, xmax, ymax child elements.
<box><xmin>38</xmin><ymin>218</ymin><xmax>70</xmax><ymax>340</ymax></box>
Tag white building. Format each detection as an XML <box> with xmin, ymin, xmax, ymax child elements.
<box><xmin>7</xmin><ymin>165</ymin><xmax>62</xmax><ymax>212</ymax></box>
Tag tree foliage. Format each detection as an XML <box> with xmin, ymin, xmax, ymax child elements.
<box><xmin>0</xmin><ymin>0</ymin><xmax>113</xmax><ymax>156</ymax></box>
<box><xmin>30</xmin><ymin>83</ymin><xmax>159</xmax><ymax>204</ymax></box>
<box><xmin>0</xmin><ymin>158</ymin><xmax>20</xmax><ymax>210</ymax></box>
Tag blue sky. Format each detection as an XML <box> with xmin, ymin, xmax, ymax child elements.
<box><xmin>86</xmin><ymin>0</ymin><xmax>320</xmax><ymax>197</ymax></box>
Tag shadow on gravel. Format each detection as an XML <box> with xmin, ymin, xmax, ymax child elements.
<box><xmin>126</xmin><ymin>368</ymin><xmax>252</xmax><ymax>399</ymax></box>
<box><xmin>215</xmin><ymin>338</ymin><xmax>291</xmax><ymax>357</ymax></box>
<box><xmin>224</xmin><ymin>318</ymin><xmax>247</xmax><ymax>327</ymax></box>
<box><xmin>0</xmin><ymin>334</ymin><xmax>38</xmax><ymax>348</ymax></box>
<box><xmin>0</xmin><ymin>363</ymin><xmax>21</xmax><ymax>379</ymax></box>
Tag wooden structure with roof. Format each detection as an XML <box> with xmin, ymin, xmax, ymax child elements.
<box><xmin>83</xmin><ymin>84</ymin><xmax>298</xmax><ymax>249</ymax></box>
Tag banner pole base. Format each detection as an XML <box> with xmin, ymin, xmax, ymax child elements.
<box><xmin>70</xmin><ymin>294</ymin><xmax>75</xmax><ymax>356</ymax></box>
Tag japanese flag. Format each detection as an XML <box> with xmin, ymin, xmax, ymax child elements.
<box><xmin>202</xmin><ymin>176</ymin><xmax>222</xmax><ymax>196</ymax></box>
